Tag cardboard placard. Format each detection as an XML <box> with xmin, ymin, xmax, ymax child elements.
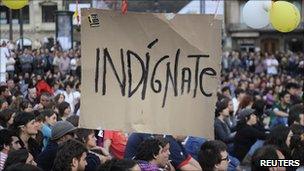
<box><xmin>80</xmin><ymin>9</ymin><xmax>221</xmax><ymax>138</ymax></box>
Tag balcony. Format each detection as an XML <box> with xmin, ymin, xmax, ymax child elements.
<box><xmin>227</xmin><ymin>22</ymin><xmax>304</xmax><ymax>32</ymax></box>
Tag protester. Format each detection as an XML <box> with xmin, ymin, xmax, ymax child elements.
<box><xmin>0</xmin><ymin>129</ymin><xmax>21</xmax><ymax>171</ymax></box>
<box><xmin>40</xmin><ymin>109</ymin><xmax>57</xmax><ymax>148</ymax></box>
<box><xmin>4</xmin><ymin>163</ymin><xmax>42</xmax><ymax>171</ymax></box>
<box><xmin>251</xmin><ymin>145</ymin><xmax>286</xmax><ymax>171</ymax></box>
<box><xmin>37</xmin><ymin>121</ymin><xmax>76</xmax><ymax>170</ymax></box>
<box><xmin>76</xmin><ymin>128</ymin><xmax>110</xmax><ymax>171</ymax></box>
<box><xmin>11</xmin><ymin>112</ymin><xmax>41</xmax><ymax>160</ymax></box>
<box><xmin>0</xmin><ymin>109</ymin><xmax>15</xmax><ymax>129</ymax></box>
<box><xmin>214</xmin><ymin>98</ymin><xmax>235</xmax><ymax>147</ymax></box>
<box><xmin>52</xmin><ymin>139</ymin><xmax>87</xmax><ymax>171</ymax></box>
<box><xmin>198</xmin><ymin>140</ymin><xmax>229</xmax><ymax>171</ymax></box>
<box><xmin>233</xmin><ymin>109</ymin><xmax>267</xmax><ymax>161</ymax></box>
<box><xmin>134</xmin><ymin>138</ymin><xmax>173</xmax><ymax>171</ymax></box>
<box><xmin>97</xmin><ymin>159</ymin><xmax>140</xmax><ymax>171</ymax></box>
<box><xmin>103</xmin><ymin>130</ymin><xmax>127</xmax><ymax>160</ymax></box>
<box><xmin>3</xmin><ymin>149</ymin><xmax>36</xmax><ymax>170</ymax></box>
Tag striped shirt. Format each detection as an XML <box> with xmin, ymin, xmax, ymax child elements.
<box><xmin>0</xmin><ymin>152</ymin><xmax>8</xmax><ymax>171</ymax></box>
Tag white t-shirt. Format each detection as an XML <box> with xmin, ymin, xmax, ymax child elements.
<box><xmin>265</xmin><ymin>58</ymin><xmax>278</xmax><ymax>75</ymax></box>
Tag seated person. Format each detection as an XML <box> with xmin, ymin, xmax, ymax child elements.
<box><xmin>198</xmin><ymin>140</ymin><xmax>229</xmax><ymax>171</ymax></box>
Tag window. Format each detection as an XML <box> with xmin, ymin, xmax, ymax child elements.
<box><xmin>0</xmin><ymin>5</ymin><xmax>29</xmax><ymax>24</ymax></box>
<box><xmin>42</xmin><ymin>5</ymin><xmax>57</xmax><ymax>23</ymax></box>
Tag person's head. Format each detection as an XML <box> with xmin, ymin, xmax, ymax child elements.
<box><xmin>13</xmin><ymin>112</ymin><xmax>37</xmax><ymax>137</ymax></box>
<box><xmin>27</xmin><ymin>87</ymin><xmax>37</xmax><ymax>100</ymax></box>
<box><xmin>252</xmin><ymin>99</ymin><xmax>266</xmax><ymax>117</ymax></box>
<box><xmin>41</xmin><ymin>109</ymin><xmax>57</xmax><ymax>126</ymax></box>
<box><xmin>20</xmin><ymin>100</ymin><xmax>33</xmax><ymax>113</ymax></box>
<box><xmin>221</xmin><ymin>87</ymin><xmax>231</xmax><ymax>98</ymax></box>
<box><xmin>39</xmin><ymin>93</ymin><xmax>51</xmax><ymax>108</ymax></box>
<box><xmin>7</xmin><ymin>79</ymin><xmax>15</xmax><ymax>90</ymax></box>
<box><xmin>4</xmin><ymin>149</ymin><xmax>37</xmax><ymax>170</ymax></box>
<box><xmin>251</xmin><ymin>145</ymin><xmax>286</xmax><ymax>171</ymax></box>
<box><xmin>76</xmin><ymin>128</ymin><xmax>96</xmax><ymax>149</ymax></box>
<box><xmin>54</xmin><ymin>93</ymin><xmax>65</xmax><ymax>105</ymax></box>
<box><xmin>4</xmin><ymin>163</ymin><xmax>42</xmax><ymax>171</ymax></box>
<box><xmin>135</xmin><ymin>138</ymin><xmax>170</xmax><ymax>168</ymax></box>
<box><xmin>0</xmin><ymin>109</ymin><xmax>16</xmax><ymax>128</ymax></box>
<box><xmin>289</xmin><ymin>128</ymin><xmax>304</xmax><ymax>166</ymax></box>
<box><xmin>286</xmin><ymin>82</ymin><xmax>300</xmax><ymax>96</ymax></box>
<box><xmin>238</xmin><ymin>108</ymin><xmax>258</xmax><ymax>126</ymax></box>
<box><xmin>265</xmin><ymin>125</ymin><xmax>290</xmax><ymax>157</ymax></box>
<box><xmin>58</xmin><ymin>102</ymin><xmax>71</xmax><ymax>118</ymax></box>
<box><xmin>97</xmin><ymin>159</ymin><xmax>140</xmax><ymax>171</ymax></box>
<box><xmin>215</xmin><ymin>98</ymin><xmax>230</xmax><ymax>118</ymax></box>
<box><xmin>198</xmin><ymin>140</ymin><xmax>229</xmax><ymax>171</ymax></box>
<box><xmin>65</xmin><ymin>82</ymin><xmax>74</xmax><ymax>93</ymax></box>
<box><xmin>0</xmin><ymin>85</ymin><xmax>10</xmax><ymax>98</ymax></box>
<box><xmin>52</xmin><ymin>139</ymin><xmax>88</xmax><ymax>171</ymax></box>
<box><xmin>51</xmin><ymin>121</ymin><xmax>76</xmax><ymax>143</ymax></box>
<box><xmin>237</xmin><ymin>94</ymin><xmax>254</xmax><ymax>111</ymax></box>
<box><xmin>288</xmin><ymin>104</ymin><xmax>304</xmax><ymax>126</ymax></box>
<box><xmin>0</xmin><ymin>98</ymin><xmax>9</xmax><ymax>111</ymax></box>
<box><xmin>0</xmin><ymin>129</ymin><xmax>21</xmax><ymax>153</ymax></box>
<box><xmin>66</xmin><ymin>115</ymin><xmax>79</xmax><ymax>127</ymax></box>
<box><xmin>235</xmin><ymin>88</ymin><xmax>246</xmax><ymax>101</ymax></box>
<box><xmin>279</xmin><ymin>91</ymin><xmax>290</xmax><ymax>105</ymax></box>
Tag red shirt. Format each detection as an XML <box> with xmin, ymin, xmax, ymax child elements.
<box><xmin>103</xmin><ymin>130</ymin><xmax>127</xmax><ymax>159</ymax></box>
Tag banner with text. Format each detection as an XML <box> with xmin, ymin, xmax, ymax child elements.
<box><xmin>80</xmin><ymin>9</ymin><xmax>221</xmax><ymax>138</ymax></box>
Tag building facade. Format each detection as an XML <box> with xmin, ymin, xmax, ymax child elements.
<box><xmin>224</xmin><ymin>0</ymin><xmax>304</xmax><ymax>53</ymax></box>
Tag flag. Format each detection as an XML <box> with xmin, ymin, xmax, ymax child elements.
<box><xmin>121</xmin><ymin>0</ymin><xmax>128</xmax><ymax>15</ymax></box>
<box><xmin>73</xmin><ymin>0</ymin><xmax>80</xmax><ymax>25</ymax></box>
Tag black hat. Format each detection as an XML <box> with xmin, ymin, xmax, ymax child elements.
<box><xmin>238</xmin><ymin>109</ymin><xmax>256</xmax><ymax>121</ymax></box>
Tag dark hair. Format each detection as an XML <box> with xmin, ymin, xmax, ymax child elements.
<box><xmin>40</xmin><ymin>109</ymin><xmax>56</xmax><ymax>122</ymax></box>
<box><xmin>290</xmin><ymin>132</ymin><xmax>304</xmax><ymax>166</ymax></box>
<box><xmin>12</xmin><ymin>112</ymin><xmax>35</xmax><ymax>135</ymax></box>
<box><xmin>0</xmin><ymin>85</ymin><xmax>8</xmax><ymax>95</ymax></box>
<box><xmin>234</xmin><ymin>88</ymin><xmax>245</xmax><ymax>98</ymax></box>
<box><xmin>58</xmin><ymin>102</ymin><xmax>70</xmax><ymax>117</ymax></box>
<box><xmin>20</xmin><ymin>100</ymin><xmax>31</xmax><ymax>111</ymax></box>
<box><xmin>4</xmin><ymin>163</ymin><xmax>42</xmax><ymax>171</ymax></box>
<box><xmin>288</xmin><ymin>104</ymin><xmax>304</xmax><ymax>126</ymax></box>
<box><xmin>134</xmin><ymin>138</ymin><xmax>169</xmax><ymax>162</ymax></box>
<box><xmin>0</xmin><ymin>129</ymin><xmax>15</xmax><ymax>151</ymax></box>
<box><xmin>252</xmin><ymin>99</ymin><xmax>265</xmax><ymax>117</ymax></box>
<box><xmin>221</xmin><ymin>86</ymin><xmax>230</xmax><ymax>94</ymax></box>
<box><xmin>251</xmin><ymin>145</ymin><xmax>281</xmax><ymax>171</ymax></box>
<box><xmin>76</xmin><ymin>128</ymin><xmax>95</xmax><ymax>144</ymax></box>
<box><xmin>237</xmin><ymin>94</ymin><xmax>253</xmax><ymax>112</ymax></box>
<box><xmin>3</xmin><ymin>149</ymin><xmax>30</xmax><ymax>170</ymax></box>
<box><xmin>264</xmin><ymin>125</ymin><xmax>290</xmax><ymax>158</ymax></box>
<box><xmin>286</xmin><ymin>82</ymin><xmax>300</xmax><ymax>90</ymax></box>
<box><xmin>64</xmin><ymin>81</ymin><xmax>74</xmax><ymax>89</ymax></box>
<box><xmin>66</xmin><ymin>115</ymin><xmax>79</xmax><ymax>127</ymax></box>
<box><xmin>0</xmin><ymin>109</ymin><xmax>15</xmax><ymax>128</ymax></box>
<box><xmin>215</xmin><ymin>98</ymin><xmax>230</xmax><ymax>117</ymax></box>
<box><xmin>52</xmin><ymin>139</ymin><xmax>88</xmax><ymax>171</ymax></box>
<box><xmin>97</xmin><ymin>159</ymin><xmax>137</xmax><ymax>171</ymax></box>
<box><xmin>198</xmin><ymin>140</ymin><xmax>227</xmax><ymax>171</ymax></box>
<box><xmin>279</xmin><ymin>91</ymin><xmax>289</xmax><ymax>100</ymax></box>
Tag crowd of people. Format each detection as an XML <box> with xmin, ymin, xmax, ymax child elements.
<box><xmin>0</xmin><ymin>40</ymin><xmax>303</xmax><ymax>171</ymax></box>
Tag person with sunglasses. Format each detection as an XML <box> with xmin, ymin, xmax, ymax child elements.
<box><xmin>198</xmin><ymin>140</ymin><xmax>229</xmax><ymax>171</ymax></box>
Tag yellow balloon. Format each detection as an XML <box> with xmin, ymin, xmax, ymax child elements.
<box><xmin>2</xmin><ymin>0</ymin><xmax>29</xmax><ymax>10</ymax></box>
<box><xmin>270</xmin><ymin>1</ymin><xmax>301</xmax><ymax>33</ymax></box>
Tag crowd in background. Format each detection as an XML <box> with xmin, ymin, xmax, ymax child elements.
<box><xmin>0</xmin><ymin>40</ymin><xmax>303</xmax><ymax>171</ymax></box>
